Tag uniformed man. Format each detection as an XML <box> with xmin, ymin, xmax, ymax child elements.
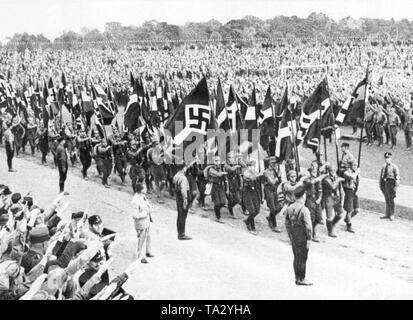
<box><xmin>110</xmin><ymin>130</ymin><xmax>128</xmax><ymax>184</ymax></box>
<box><xmin>206</xmin><ymin>156</ymin><xmax>228</xmax><ymax>223</ymax></box>
<box><xmin>147</xmin><ymin>140</ymin><xmax>166</xmax><ymax>203</ymax></box>
<box><xmin>37</xmin><ymin>123</ymin><xmax>49</xmax><ymax>165</ymax></box>
<box><xmin>77</xmin><ymin>129</ymin><xmax>92</xmax><ymax>180</ymax></box>
<box><xmin>95</xmin><ymin>139</ymin><xmax>113</xmax><ymax>188</ymax></box>
<box><xmin>91</xmin><ymin>129</ymin><xmax>103</xmax><ymax>176</ymax></box>
<box><xmin>322</xmin><ymin>164</ymin><xmax>345</xmax><ymax>237</ymax></box>
<box><xmin>372</xmin><ymin>106</ymin><xmax>387</xmax><ymax>146</ymax></box>
<box><xmin>263</xmin><ymin>156</ymin><xmax>282</xmax><ymax>232</ymax></box>
<box><xmin>379</xmin><ymin>152</ymin><xmax>400</xmax><ymax>221</ymax></box>
<box><xmin>11</xmin><ymin>116</ymin><xmax>25</xmax><ymax>157</ymax></box>
<box><xmin>338</xmin><ymin>142</ymin><xmax>355</xmax><ymax>177</ymax></box>
<box><xmin>173</xmin><ymin>162</ymin><xmax>191</xmax><ymax>240</ymax></box>
<box><xmin>224</xmin><ymin>151</ymin><xmax>243</xmax><ymax>219</ymax></box>
<box><xmin>242</xmin><ymin>160</ymin><xmax>261</xmax><ymax>235</ymax></box>
<box><xmin>303</xmin><ymin>163</ymin><xmax>325</xmax><ymax>242</ymax></box>
<box><xmin>56</xmin><ymin>135</ymin><xmax>69</xmax><ymax>195</ymax></box>
<box><xmin>388</xmin><ymin>107</ymin><xmax>401</xmax><ymax>148</ymax></box>
<box><xmin>342</xmin><ymin>159</ymin><xmax>360</xmax><ymax>233</ymax></box>
<box><xmin>285</xmin><ymin>185</ymin><xmax>313</xmax><ymax>286</ymax></box>
<box><xmin>21</xmin><ymin>226</ymin><xmax>51</xmax><ymax>274</ymax></box>
<box><xmin>2</xmin><ymin>121</ymin><xmax>17</xmax><ymax>172</ymax></box>
<box><xmin>127</xmin><ymin>140</ymin><xmax>146</xmax><ymax>193</ymax></box>
<box><xmin>139</xmin><ymin>131</ymin><xmax>153</xmax><ymax>194</ymax></box>
<box><xmin>63</xmin><ymin>122</ymin><xmax>77</xmax><ymax>166</ymax></box>
<box><xmin>26</xmin><ymin>117</ymin><xmax>38</xmax><ymax>155</ymax></box>
<box><xmin>85</xmin><ymin>215</ymin><xmax>115</xmax><ymax>260</ymax></box>
<box><xmin>403</xmin><ymin>105</ymin><xmax>412</xmax><ymax>150</ymax></box>
<box><xmin>48</xmin><ymin>123</ymin><xmax>59</xmax><ymax>166</ymax></box>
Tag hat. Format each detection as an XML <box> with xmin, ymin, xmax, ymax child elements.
<box><xmin>29</xmin><ymin>226</ymin><xmax>50</xmax><ymax>244</ymax></box>
<box><xmin>0</xmin><ymin>186</ymin><xmax>11</xmax><ymax>196</ymax></box>
<box><xmin>293</xmin><ymin>185</ymin><xmax>306</xmax><ymax>198</ymax></box>
<box><xmin>71</xmin><ymin>211</ymin><xmax>84</xmax><ymax>220</ymax></box>
<box><xmin>0</xmin><ymin>213</ymin><xmax>9</xmax><ymax>227</ymax></box>
<box><xmin>11</xmin><ymin>193</ymin><xmax>21</xmax><ymax>203</ymax></box>
<box><xmin>287</xmin><ymin>170</ymin><xmax>297</xmax><ymax>179</ymax></box>
<box><xmin>341</xmin><ymin>142</ymin><xmax>349</xmax><ymax>148</ymax></box>
<box><xmin>88</xmin><ymin>215</ymin><xmax>102</xmax><ymax>225</ymax></box>
<box><xmin>23</xmin><ymin>196</ymin><xmax>33</xmax><ymax>206</ymax></box>
<box><xmin>384</xmin><ymin>152</ymin><xmax>392</xmax><ymax>158</ymax></box>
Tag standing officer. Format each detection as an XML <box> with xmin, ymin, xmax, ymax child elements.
<box><xmin>173</xmin><ymin>162</ymin><xmax>191</xmax><ymax>240</ymax></box>
<box><xmin>2</xmin><ymin>121</ymin><xmax>17</xmax><ymax>172</ymax></box>
<box><xmin>379</xmin><ymin>152</ymin><xmax>400</xmax><ymax>221</ymax></box>
<box><xmin>285</xmin><ymin>185</ymin><xmax>313</xmax><ymax>286</ymax></box>
<box><xmin>56</xmin><ymin>135</ymin><xmax>69</xmax><ymax>195</ymax></box>
<box><xmin>388</xmin><ymin>108</ymin><xmax>401</xmax><ymax>148</ymax></box>
<box><xmin>263</xmin><ymin>156</ymin><xmax>282</xmax><ymax>233</ymax></box>
<box><xmin>95</xmin><ymin>139</ymin><xmax>113</xmax><ymax>188</ymax></box>
<box><xmin>77</xmin><ymin>129</ymin><xmax>92</xmax><ymax>180</ymax></box>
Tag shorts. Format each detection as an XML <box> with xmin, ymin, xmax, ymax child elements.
<box><xmin>343</xmin><ymin>189</ymin><xmax>359</xmax><ymax>213</ymax></box>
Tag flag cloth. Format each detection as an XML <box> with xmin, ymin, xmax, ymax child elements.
<box><xmin>226</xmin><ymin>85</ymin><xmax>244</xmax><ymax>131</ymax></box>
<box><xmin>297</xmin><ymin>80</ymin><xmax>331</xmax><ymax>144</ymax></box>
<box><xmin>91</xmin><ymin>84</ymin><xmax>115</xmax><ymax>126</ymax></box>
<box><xmin>243</xmin><ymin>85</ymin><xmax>258</xmax><ymax>130</ymax></box>
<box><xmin>164</xmin><ymin>77</ymin><xmax>211</xmax><ymax>145</ymax></box>
<box><xmin>258</xmin><ymin>86</ymin><xmax>275</xmax><ymax>136</ymax></box>
<box><xmin>336</xmin><ymin>72</ymin><xmax>369</xmax><ymax>125</ymax></box>
<box><xmin>215</xmin><ymin>78</ymin><xmax>230</xmax><ymax>130</ymax></box>
<box><xmin>275</xmin><ymin>86</ymin><xmax>295</xmax><ymax>161</ymax></box>
<box><xmin>350</xmin><ymin>76</ymin><xmax>368</xmax><ymax>120</ymax></box>
<box><xmin>123</xmin><ymin>85</ymin><xmax>142</xmax><ymax>133</ymax></box>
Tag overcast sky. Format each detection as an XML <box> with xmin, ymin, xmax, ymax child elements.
<box><xmin>1</xmin><ymin>0</ymin><xmax>413</xmax><ymax>42</ymax></box>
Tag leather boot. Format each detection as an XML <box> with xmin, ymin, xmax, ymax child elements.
<box><xmin>327</xmin><ymin>221</ymin><xmax>337</xmax><ymax>238</ymax></box>
<box><xmin>346</xmin><ymin>223</ymin><xmax>355</xmax><ymax>233</ymax></box>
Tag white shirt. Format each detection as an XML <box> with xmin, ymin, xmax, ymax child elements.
<box><xmin>131</xmin><ymin>194</ymin><xmax>152</xmax><ymax>230</ymax></box>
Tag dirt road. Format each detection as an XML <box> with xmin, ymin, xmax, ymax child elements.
<box><xmin>1</xmin><ymin>150</ymin><xmax>413</xmax><ymax>299</ymax></box>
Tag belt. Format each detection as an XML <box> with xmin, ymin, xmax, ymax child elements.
<box><xmin>383</xmin><ymin>178</ymin><xmax>395</xmax><ymax>181</ymax></box>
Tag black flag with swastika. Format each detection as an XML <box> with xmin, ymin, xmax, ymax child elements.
<box><xmin>164</xmin><ymin>77</ymin><xmax>211</xmax><ymax>145</ymax></box>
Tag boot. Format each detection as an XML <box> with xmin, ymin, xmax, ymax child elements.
<box><xmin>243</xmin><ymin>218</ymin><xmax>251</xmax><ymax>231</ymax></box>
<box><xmin>312</xmin><ymin>225</ymin><xmax>320</xmax><ymax>242</ymax></box>
<box><xmin>228</xmin><ymin>206</ymin><xmax>236</xmax><ymax>219</ymax></box>
<box><xmin>327</xmin><ymin>221</ymin><xmax>337</xmax><ymax>238</ymax></box>
<box><xmin>266</xmin><ymin>216</ymin><xmax>274</xmax><ymax>229</ymax></box>
<box><xmin>346</xmin><ymin>223</ymin><xmax>355</xmax><ymax>233</ymax></box>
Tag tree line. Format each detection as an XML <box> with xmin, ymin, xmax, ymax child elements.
<box><xmin>4</xmin><ymin>12</ymin><xmax>413</xmax><ymax>52</ymax></box>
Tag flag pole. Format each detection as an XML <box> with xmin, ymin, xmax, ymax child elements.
<box><xmin>325</xmin><ymin>74</ymin><xmax>340</xmax><ymax>171</ymax></box>
<box><xmin>357</xmin><ymin>61</ymin><xmax>370</xmax><ymax>168</ymax></box>
<box><xmin>290</xmin><ymin>100</ymin><xmax>300</xmax><ymax>175</ymax></box>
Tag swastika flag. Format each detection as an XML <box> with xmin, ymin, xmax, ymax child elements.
<box><xmin>164</xmin><ymin>77</ymin><xmax>211</xmax><ymax>145</ymax></box>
